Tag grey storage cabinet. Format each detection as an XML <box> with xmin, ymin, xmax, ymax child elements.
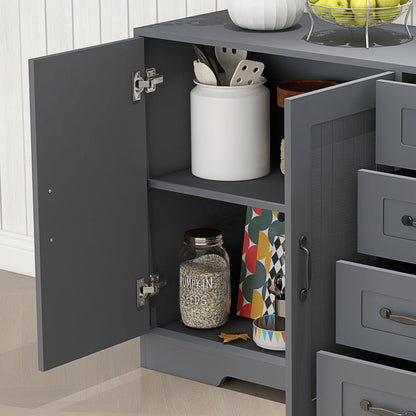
<box><xmin>30</xmin><ymin>10</ymin><xmax>416</xmax><ymax>416</ymax></box>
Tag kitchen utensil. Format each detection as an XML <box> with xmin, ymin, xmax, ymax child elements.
<box><xmin>193</xmin><ymin>45</ymin><xmax>221</xmax><ymax>85</ymax></box>
<box><xmin>208</xmin><ymin>56</ymin><xmax>221</xmax><ymax>84</ymax></box>
<box><xmin>193</xmin><ymin>44</ymin><xmax>211</xmax><ymax>68</ymax></box>
<box><xmin>194</xmin><ymin>60</ymin><xmax>217</xmax><ymax>86</ymax></box>
<box><xmin>215</xmin><ymin>47</ymin><xmax>247</xmax><ymax>85</ymax></box>
<box><xmin>229</xmin><ymin>60</ymin><xmax>265</xmax><ymax>87</ymax></box>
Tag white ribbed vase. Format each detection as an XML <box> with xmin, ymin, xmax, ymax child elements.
<box><xmin>227</xmin><ymin>0</ymin><xmax>304</xmax><ymax>31</ymax></box>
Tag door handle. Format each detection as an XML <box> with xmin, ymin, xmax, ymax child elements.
<box><xmin>401</xmin><ymin>215</ymin><xmax>416</xmax><ymax>227</ymax></box>
<box><xmin>299</xmin><ymin>235</ymin><xmax>311</xmax><ymax>302</ymax></box>
<box><xmin>360</xmin><ymin>400</ymin><xmax>415</xmax><ymax>416</ymax></box>
<box><xmin>380</xmin><ymin>307</ymin><xmax>416</xmax><ymax>326</ymax></box>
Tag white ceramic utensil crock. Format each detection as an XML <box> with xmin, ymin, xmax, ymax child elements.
<box><xmin>227</xmin><ymin>0</ymin><xmax>304</xmax><ymax>31</ymax></box>
<box><xmin>190</xmin><ymin>77</ymin><xmax>270</xmax><ymax>181</ymax></box>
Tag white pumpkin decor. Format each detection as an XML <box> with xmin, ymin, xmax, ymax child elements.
<box><xmin>227</xmin><ymin>0</ymin><xmax>304</xmax><ymax>31</ymax></box>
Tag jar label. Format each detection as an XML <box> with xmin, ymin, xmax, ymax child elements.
<box><xmin>179</xmin><ymin>254</ymin><xmax>230</xmax><ymax>329</ymax></box>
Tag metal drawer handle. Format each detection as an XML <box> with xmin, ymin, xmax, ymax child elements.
<box><xmin>402</xmin><ymin>215</ymin><xmax>416</xmax><ymax>227</ymax></box>
<box><xmin>360</xmin><ymin>400</ymin><xmax>415</xmax><ymax>416</ymax></box>
<box><xmin>380</xmin><ymin>308</ymin><xmax>416</xmax><ymax>326</ymax></box>
<box><xmin>299</xmin><ymin>235</ymin><xmax>311</xmax><ymax>302</ymax></box>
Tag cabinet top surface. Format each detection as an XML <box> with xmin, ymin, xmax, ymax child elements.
<box><xmin>136</xmin><ymin>10</ymin><xmax>416</xmax><ymax>73</ymax></box>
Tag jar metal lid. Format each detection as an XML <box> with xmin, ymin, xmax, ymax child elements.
<box><xmin>184</xmin><ymin>228</ymin><xmax>223</xmax><ymax>246</ymax></box>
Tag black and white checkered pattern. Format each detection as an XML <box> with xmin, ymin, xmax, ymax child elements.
<box><xmin>265</xmin><ymin>236</ymin><xmax>285</xmax><ymax>316</ymax></box>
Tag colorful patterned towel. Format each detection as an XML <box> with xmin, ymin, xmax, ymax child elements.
<box><xmin>237</xmin><ymin>207</ymin><xmax>285</xmax><ymax>319</ymax></box>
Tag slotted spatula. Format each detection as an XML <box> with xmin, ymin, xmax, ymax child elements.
<box><xmin>215</xmin><ymin>47</ymin><xmax>247</xmax><ymax>85</ymax></box>
<box><xmin>229</xmin><ymin>59</ymin><xmax>265</xmax><ymax>87</ymax></box>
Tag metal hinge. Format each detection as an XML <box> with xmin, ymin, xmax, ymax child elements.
<box><xmin>132</xmin><ymin>68</ymin><xmax>164</xmax><ymax>102</ymax></box>
<box><xmin>137</xmin><ymin>273</ymin><xmax>167</xmax><ymax>308</ymax></box>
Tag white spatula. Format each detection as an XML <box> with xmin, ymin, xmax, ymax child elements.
<box><xmin>215</xmin><ymin>47</ymin><xmax>247</xmax><ymax>85</ymax></box>
<box><xmin>194</xmin><ymin>60</ymin><xmax>218</xmax><ymax>86</ymax></box>
<box><xmin>229</xmin><ymin>60</ymin><xmax>265</xmax><ymax>87</ymax></box>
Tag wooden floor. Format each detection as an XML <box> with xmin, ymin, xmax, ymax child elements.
<box><xmin>0</xmin><ymin>269</ymin><xmax>285</xmax><ymax>415</ymax></box>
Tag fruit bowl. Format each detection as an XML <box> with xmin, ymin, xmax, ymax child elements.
<box><xmin>305</xmin><ymin>0</ymin><xmax>413</xmax><ymax>48</ymax></box>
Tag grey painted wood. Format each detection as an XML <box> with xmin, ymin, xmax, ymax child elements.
<box><xmin>30</xmin><ymin>38</ymin><xmax>150</xmax><ymax>370</ymax></box>
<box><xmin>286</xmin><ymin>71</ymin><xmax>394</xmax><ymax>416</ymax></box>
<box><xmin>377</xmin><ymin>80</ymin><xmax>416</xmax><ymax>170</ymax></box>
<box><xmin>141</xmin><ymin>327</ymin><xmax>286</xmax><ymax>390</ymax></box>
<box><xmin>136</xmin><ymin>11</ymin><xmax>416</xmax><ymax>74</ymax></box>
<box><xmin>317</xmin><ymin>351</ymin><xmax>416</xmax><ymax>416</ymax></box>
<box><xmin>337</xmin><ymin>260</ymin><xmax>416</xmax><ymax>362</ymax></box>
<box><xmin>148</xmin><ymin>168</ymin><xmax>285</xmax><ymax>212</ymax></box>
<box><xmin>162</xmin><ymin>317</ymin><xmax>286</xmax><ymax>358</ymax></box>
<box><xmin>144</xmin><ymin>38</ymin><xmax>196</xmax><ymax>178</ymax></box>
<box><xmin>358</xmin><ymin>170</ymin><xmax>416</xmax><ymax>264</ymax></box>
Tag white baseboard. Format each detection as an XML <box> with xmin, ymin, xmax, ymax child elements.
<box><xmin>0</xmin><ymin>231</ymin><xmax>35</xmax><ymax>277</ymax></box>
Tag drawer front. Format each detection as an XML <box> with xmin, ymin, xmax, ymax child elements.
<box><xmin>358</xmin><ymin>169</ymin><xmax>416</xmax><ymax>264</ymax></box>
<box><xmin>317</xmin><ymin>351</ymin><xmax>416</xmax><ymax>416</ymax></box>
<box><xmin>337</xmin><ymin>260</ymin><xmax>416</xmax><ymax>362</ymax></box>
<box><xmin>377</xmin><ymin>80</ymin><xmax>416</xmax><ymax>170</ymax></box>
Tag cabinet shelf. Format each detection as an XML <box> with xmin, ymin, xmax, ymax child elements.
<box><xmin>162</xmin><ymin>316</ymin><xmax>286</xmax><ymax>360</ymax></box>
<box><xmin>142</xmin><ymin>316</ymin><xmax>286</xmax><ymax>391</ymax></box>
<box><xmin>148</xmin><ymin>168</ymin><xmax>285</xmax><ymax>211</ymax></box>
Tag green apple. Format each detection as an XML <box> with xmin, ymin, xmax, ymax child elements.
<box><xmin>350</xmin><ymin>0</ymin><xmax>376</xmax><ymax>8</ymax></box>
<box><xmin>376</xmin><ymin>0</ymin><xmax>400</xmax><ymax>6</ymax></box>
<box><xmin>377</xmin><ymin>5</ymin><xmax>400</xmax><ymax>21</ymax></box>
<box><xmin>335</xmin><ymin>10</ymin><xmax>354</xmax><ymax>26</ymax></box>
<box><xmin>355</xmin><ymin>10</ymin><xmax>376</xmax><ymax>25</ymax></box>
<box><xmin>400</xmin><ymin>0</ymin><xmax>409</xmax><ymax>4</ymax></box>
<box><xmin>351</xmin><ymin>0</ymin><xmax>376</xmax><ymax>26</ymax></box>
<box><xmin>314</xmin><ymin>0</ymin><xmax>330</xmax><ymax>18</ymax></box>
<box><xmin>327</xmin><ymin>0</ymin><xmax>351</xmax><ymax>24</ymax></box>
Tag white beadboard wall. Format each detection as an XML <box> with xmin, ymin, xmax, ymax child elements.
<box><xmin>0</xmin><ymin>1</ymin><xmax>414</xmax><ymax>277</ymax></box>
<box><xmin>0</xmin><ymin>0</ymin><xmax>226</xmax><ymax>277</ymax></box>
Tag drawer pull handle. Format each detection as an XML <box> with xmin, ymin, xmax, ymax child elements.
<box><xmin>361</xmin><ymin>400</ymin><xmax>415</xmax><ymax>416</ymax></box>
<box><xmin>299</xmin><ymin>235</ymin><xmax>311</xmax><ymax>302</ymax></box>
<box><xmin>380</xmin><ymin>308</ymin><xmax>416</xmax><ymax>326</ymax></box>
<box><xmin>401</xmin><ymin>215</ymin><xmax>416</xmax><ymax>227</ymax></box>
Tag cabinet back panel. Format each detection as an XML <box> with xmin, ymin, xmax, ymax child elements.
<box><xmin>148</xmin><ymin>190</ymin><xmax>246</xmax><ymax>327</ymax></box>
<box><xmin>144</xmin><ymin>37</ymin><xmax>383</xmax><ymax>179</ymax></box>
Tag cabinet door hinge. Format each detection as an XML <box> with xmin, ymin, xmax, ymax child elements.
<box><xmin>132</xmin><ymin>68</ymin><xmax>164</xmax><ymax>102</ymax></box>
<box><xmin>137</xmin><ymin>273</ymin><xmax>167</xmax><ymax>308</ymax></box>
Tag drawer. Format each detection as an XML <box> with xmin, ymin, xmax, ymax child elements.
<box><xmin>358</xmin><ymin>169</ymin><xmax>416</xmax><ymax>264</ymax></box>
<box><xmin>337</xmin><ymin>260</ymin><xmax>416</xmax><ymax>362</ymax></box>
<box><xmin>377</xmin><ymin>80</ymin><xmax>416</xmax><ymax>170</ymax></box>
<box><xmin>317</xmin><ymin>351</ymin><xmax>416</xmax><ymax>416</ymax></box>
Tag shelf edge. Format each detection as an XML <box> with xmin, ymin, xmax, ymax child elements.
<box><xmin>148</xmin><ymin>179</ymin><xmax>286</xmax><ymax>212</ymax></box>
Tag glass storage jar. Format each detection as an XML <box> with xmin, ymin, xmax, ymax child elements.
<box><xmin>179</xmin><ymin>229</ymin><xmax>231</xmax><ymax>329</ymax></box>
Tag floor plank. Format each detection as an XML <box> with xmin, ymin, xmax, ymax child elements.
<box><xmin>0</xmin><ymin>269</ymin><xmax>285</xmax><ymax>415</ymax></box>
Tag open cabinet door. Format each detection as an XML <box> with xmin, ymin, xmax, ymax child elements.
<box><xmin>284</xmin><ymin>71</ymin><xmax>395</xmax><ymax>416</ymax></box>
<box><xmin>30</xmin><ymin>38</ymin><xmax>150</xmax><ymax>371</ymax></box>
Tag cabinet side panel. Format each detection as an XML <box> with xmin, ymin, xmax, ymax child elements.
<box><xmin>30</xmin><ymin>38</ymin><xmax>150</xmax><ymax>370</ymax></box>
